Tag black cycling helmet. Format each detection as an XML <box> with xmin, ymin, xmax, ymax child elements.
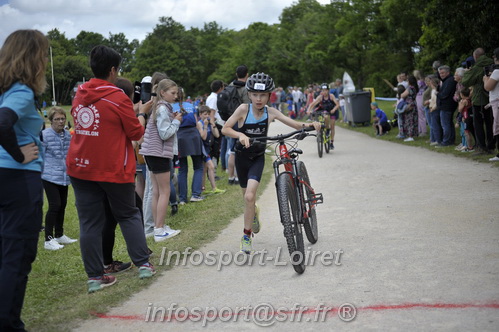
<box><xmin>321</xmin><ymin>83</ymin><xmax>329</xmax><ymax>90</ymax></box>
<box><xmin>246</xmin><ymin>72</ymin><xmax>275</xmax><ymax>93</ymax></box>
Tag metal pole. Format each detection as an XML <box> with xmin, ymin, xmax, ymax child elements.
<box><xmin>50</xmin><ymin>46</ymin><xmax>56</xmax><ymax>105</ymax></box>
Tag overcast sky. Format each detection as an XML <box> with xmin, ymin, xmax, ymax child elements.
<box><xmin>0</xmin><ymin>0</ymin><xmax>330</xmax><ymax>46</ymax></box>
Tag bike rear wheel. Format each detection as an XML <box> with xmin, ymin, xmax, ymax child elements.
<box><xmin>276</xmin><ymin>173</ymin><xmax>305</xmax><ymax>274</ymax></box>
<box><xmin>297</xmin><ymin>161</ymin><xmax>318</xmax><ymax>243</ymax></box>
<box><xmin>316</xmin><ymin>128</ymin><xmax>324</xmax><ymax>158</ymax></box>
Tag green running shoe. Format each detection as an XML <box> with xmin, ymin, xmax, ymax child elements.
<box><xmin>138</xmin><ymin>262</ymin><xmax>156</xmax><ymax>279</ymax></box>
<box><xmin>240</xmin><ymin>235</ymin><xmax>252</xmax><ymax>254</ymax></box>
<box><xmin>252</xmin><ymin>204</ymin><xmax>261</xmax><ymax>234</ymax></box>
<box><xmin>87</xmin><ymin>275</ymin><xmax>116</xmax><ymax>293</ymax></box>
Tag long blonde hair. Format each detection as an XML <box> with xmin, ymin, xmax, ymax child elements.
<box><xmin>0</xmin><ymin>30</ymin><xmax>49</xmax><ymax>95</ymax></box>
<box><xmin>152</xmin><ymin>78</ymin><xmax>177</xmax><ymax>121</ymax></box>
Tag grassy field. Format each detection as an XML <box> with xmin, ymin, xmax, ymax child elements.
<box><xmin>24</xmin><ymin>101</ymin><xmax>496</xmax><ymax>330</ymax></box>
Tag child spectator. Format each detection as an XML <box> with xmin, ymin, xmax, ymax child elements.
<box><xmin>371</xmin><ymin>102</ymin><xmax>391</xmax><ymax>136</ymax></box>
<box><xmin>428</xmin><ymin>75</ymin><xmax>443</xmax><ymax>146</ymax></box>
<box><xmin>197</xmin><ymin>105</ymin><xmax>225</xmax><ymax>194</ymax></box>
<box><xmin>286</xmin><ymin>95</ymin><xmax>295</xmax><ymax>118</ymax></box>
<box><xmin>42</xmin><ymin>107</ymin><xmax>77</xmax><ymax>250</ymax></box>
<box><xmin>394</xmin><ymin>85</ymin><xmax>407</xmax><ymax>138</ymax></box>
<box><xmin>339</xmin><ymin>94</ymin><xmax>346</xmax><ymax>122</ymax></box>
<box><xmin>139</xmin><ymin>79</ymin><xmax>182</xmax><ymax>242</ymax></box>
<box><xmin>457</xmin><ymin>87</ymin><xmax>474</xmax><ymax>152</ymax></box>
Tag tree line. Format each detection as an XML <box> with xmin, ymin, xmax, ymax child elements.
<box><xmin>43</xmin><ymin>0</ymin><xmax>498</xmax><ymax>105</ymax></box>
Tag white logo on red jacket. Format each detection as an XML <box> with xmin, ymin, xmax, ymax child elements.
<box><xmin>74</xmin><ymin>104</ymin><xmax>100</xmax><ymax>136</ymax></box>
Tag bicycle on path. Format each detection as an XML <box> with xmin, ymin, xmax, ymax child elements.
<box><xmin>313</xmin><ymin>110</ymin><xmax>331</xmax><ymax>158</ymax></box>
<box><xmin>248</xmin><ymin>126</ymin><xmax>323</xmax><ymax>274</ymax></box>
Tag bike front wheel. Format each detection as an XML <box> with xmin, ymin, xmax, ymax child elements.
<box><xmin>297</xmin><ymin>161</ymin><xmax>319</xmax><ymax>244</ymax></box>
<box><xmin>316</xmin><ymin>128</ymin><xmax>324</xmax><ymax>158</ymax></box>
<box><xmin>276</xmin><ymin>173</ymin><xmax>306</xmax><ymax>274</ymax></box>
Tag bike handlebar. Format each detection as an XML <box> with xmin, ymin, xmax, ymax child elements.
<box><xmin>249</xmin><ymin>126</ymin><xmax>316</xmax><ymax>143</ymax></box>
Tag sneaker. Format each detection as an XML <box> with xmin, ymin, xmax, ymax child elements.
<box><xmin>429</xmin><ymin>142</ymin><xmax>439</xmax><ymax>146</ymax></box>
<box><xmin>179</xmin><ymin>201</ymin><xmax>187</xmax><ymax>206</ymax></box>
<box><xmin>138</xmin><ymin>262</ymin><xmax>156</xmax><ymax>279</ymax></box>
<box><xmin>104</xmin><ymin>261</ymin><xmax>132</xmax><ymax>274</ymax></box>
<box><xmin>240</xmin><ymin>234</ymin><xmax>252</xmax><ymax>254</ymax></box>
<box><xmin>55</xmin><ymin>234</ymin><xmax>77</xmax><ymax>244</ymax></box>
<box><xmin>87</xmin><ymin>275</ymin><xmax>117</xmax><ymax>293</ymax></box>
<box><xmin>455</xmin><ymin>143</ymin><xmax>463</xmax><ymax>150</ymax></box>
<box><xmin>489</xmin><ymin>156</ymin><xmax>499</xmax><ymax>162</ymax></box>
<box><xmin>154</xmin><ymin>228</ymin><xmax>178</xmax><ymax>242</ymax></box>
<box><xmin>228</xmin><ymin>178</ymin><xmax>235</xmax><ymax>185</ymax></box>
<box><xmin>190</xmin><ymin>196</ymin><xmax>205</xmax><ymax>202</ymax></box>
<box><xmin>44</xmin><ymin>237</ymin><xmax>64</xmax><ymax>250</ymax></box>
<box><xmin>163</xmin><ymin>225</ymin><xmax>181</xmax><ymax>237</ymax></box>
<box><xmin>403</xmin><ymin>137</ymin><xmax>414</xmax><ymax>142</ymax></box>
<box><xmin>252</xmin><ymin>204</ymin><xmax>261</xmax><ymax>234</ymax></box>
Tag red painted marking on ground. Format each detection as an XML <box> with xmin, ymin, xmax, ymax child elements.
<box><xmin>91</xmin><ymin>302</ymin><xmax>499</xmax><ymax>322</ymax></box>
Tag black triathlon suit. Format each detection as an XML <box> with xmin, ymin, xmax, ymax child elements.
<box><xmin>235</xmin><ymin>104</ymin><xmax>269</xmax><ymax>188</ymax></box>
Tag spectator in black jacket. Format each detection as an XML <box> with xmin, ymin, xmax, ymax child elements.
<box><xmin>436</xmin><ymin>65</ymin><xmax>458</xmax><ymax>147</ymax></box>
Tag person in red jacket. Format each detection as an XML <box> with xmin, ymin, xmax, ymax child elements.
<box><xmin>67</xmin><ymin>45</ymin><xmax>155</xmax><ymax>293</ymax></box>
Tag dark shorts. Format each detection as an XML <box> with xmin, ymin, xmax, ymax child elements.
<box><xmin>144</xmin><ymin>156</ymin><xmax>171</xmax><ymax>174</ymax></box>
<box><xmin>235</xmin><ymin>152</ymin><xmax>265</xmax><ymax>188</ymax></box>
<box><xmin>330</xmin><ymin>109</ymin><xmax>340</xmax><ymax>120</ymax></box>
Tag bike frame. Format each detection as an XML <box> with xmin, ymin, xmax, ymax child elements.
<box><xmin>271</xmin><ymin>136</ymin><xmax>318</xmax><ymax>224</ymax></box>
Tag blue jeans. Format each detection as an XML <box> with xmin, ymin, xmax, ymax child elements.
<box><xmin>429</xmin><ymin>110</ymin><xmax>442</xmax><ymax>143</ymax></box>
<box><xmin>178</xmin><ymin>155</ymin><xmax>203</xmax><ymax>202</ymax></box>
<box><xmin>440</xmin><ymin>110</ymin><xmax>455</xmax><ymax>146</ymax></box>
<box><xmin>459</xmin><ymin>122</ymin><xmax>467</xmax><ymax>147</ymax></box>
<box><xmin>424</xmin><ymin>106</ymin><xmax>431</xmax><ymax>129</ymax></box>
<box><xmin>220</xmin><ymin>136</ymin><xmax>228</xmax><ymax>170</ymax></box>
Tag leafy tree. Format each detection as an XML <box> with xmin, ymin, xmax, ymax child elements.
<box><xmin>418</xmin><ymin>0</ymin><xmax>499</xmax><ymax>70</ymax></box>
<box><xmin>73</xmin><ymin>31</ymin><xmax>106</xmax><ymax>56</ymax></box>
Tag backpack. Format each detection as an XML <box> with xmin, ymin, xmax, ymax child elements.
<box><xmin>217</xmin><ymin>85</ymin><xmax>242</xmax><ymax>121</ymax></box>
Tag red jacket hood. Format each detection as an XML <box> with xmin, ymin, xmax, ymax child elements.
<box><xmin>75</xmin><ymin>78</ymin><xmax>123</xmax><ymax>106</ymax></box>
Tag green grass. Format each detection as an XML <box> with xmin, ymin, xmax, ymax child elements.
<box><xmin>337</xmin><ymin>100</ymin><xmax>498</xmax><ymax>165</ymax></box>
<box><xmin>24</xmin><ymin>147</ymin><xmax>273</xmax><ymax>331</ymax></box>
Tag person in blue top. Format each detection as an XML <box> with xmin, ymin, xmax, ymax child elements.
<box><xmin>222</xmin><ymin>72</ymin><xmax>321</xmax><ymax>254</ymax></box>
<box><xmin>371</xmin><ymin>102</ymin><xmax>391</xmax><ymax>136</ymax></box>
<box><xmin>0</xmin><ymin>29</ymin><xmax>49</xmax><ymax>332</ymax></box>
<box><xmin>173</xmin><ymin>87</ymin><xmax>204</xmax><ymax>203</ymax></box>
<box><xmin>41</xmin><ymin>107</ymin><xmax>77</xmax><ymax>251</ymax></box>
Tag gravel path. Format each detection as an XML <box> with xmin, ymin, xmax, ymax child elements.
<box><xmin>74</xmin><ymin>122</ymin><xmax>499</xmax><ymax>331</ymax></box>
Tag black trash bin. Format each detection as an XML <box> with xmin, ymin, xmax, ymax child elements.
<box><xmin>344</xmin><ymin>91</ymin><xmax>371</xmax><ymax>126</ymax></box>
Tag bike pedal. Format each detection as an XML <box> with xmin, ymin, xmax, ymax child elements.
<box><xmin>308</xmin><ymin>193</ymin><xmax>323</xmax><ymax>205</ymax></box>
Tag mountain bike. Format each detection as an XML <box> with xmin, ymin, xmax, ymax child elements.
<box><xmin>313</xmin><ymin>110</ymin><xmax>330</xmax><ymax>158</ymax></box>
<box><xmin>249</xmin><ymin>127</ymin><xmax>323</xmax><ymax>274</ymax></box>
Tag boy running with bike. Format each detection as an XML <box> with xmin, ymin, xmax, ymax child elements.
<box><xmin>222</xmin><ymin>73</ymin><xmax>320</xmax><ymax>253</ymax></box>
